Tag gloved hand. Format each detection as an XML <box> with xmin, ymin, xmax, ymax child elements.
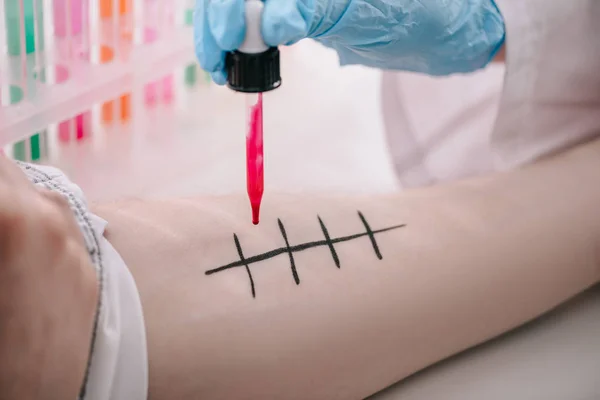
<box><xmin>194</xmin><ymin>0</ymin><xmax>506</xmax><ymax>84</ymax></box>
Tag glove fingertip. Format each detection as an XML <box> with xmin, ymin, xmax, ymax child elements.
<box><xmin>210</xmin><ymin>70</ymin><xmax>228</xmax><ymax>86</ymax></box>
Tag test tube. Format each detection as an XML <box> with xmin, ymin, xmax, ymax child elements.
<box><xmin>1</xmin><ymin>85</ymin><xmax>26</xmax><ymax>160</ymax></box>
<box><xmin>143</xmin><ymin>27</ymin><xmax>157</xmax><ymax>105</ymax></box>
<box><xmin>11</xmin><ymin>131</ymin><xmax>48</xmax><ymax>161</ymax></box>
<box><xmin>99</xmin><ymin>46</ymin><xmax>116</xmax><ymax>123</ymax></box>
<box><xmin>3</xmin><ymin>0</ymin><xmax>44</xmax><ymax>55</ymax></box>
<box><xmin>57</xmin><ymin>112</ymin><xmax>91</xmax><ymax>142</ymax></box>
<box><xmin>182</xmin><ymin>0</ymin><xmax>198</xmax><ymax>88</ymax></box>
<box><xmin>100</xmin><ymin>0</ymin><xmax>129</xmax><ymax>18</ymax></box>
<box><xmin>4</xmin><ymin>0</ymin><xmax>46</xmax><ymax>160</ymax></box>
<box><xmin>54</xmin><ymin>0</ymin><xmax>91</xmax><ymax>141</ymax></box>
<box><xmin>120</xmin><ymin>0</ymin><xmax>132</xmax><ymax>122</ymax></box>
<box><xmin>0</xmin><ymin>1</ymin><xmax>6</xmax><ymax>55</ymax></box>
<box><xmin>184</xmin><ymin>63</ymin><xmax>197</xmax><ymax>87</ymax></box>
<box><xmin>29</xmin><ymin>130</ymin><xmax>48</xmax><ymax>161</ymax></box>
<box><xmin>184</xmin><ymin>0</ymin><xmax>193</xmax><ymax>25</ymax></box>
<box><xmin>53</xmin><ymin>0</ymin><xmax>83</xmax><ymax>37</ymax></box>
<box><xmin>99</xmin><ymin>0</ymin><xmax>132</xmax><ymax>123</ymax></box>
<box><xmin>120</xmin><ymin>93</ymin><xmax>131</xmax><ymax>121</ymax></box>
<box><xmin>161</xmin><ymin>74</ymin><xmax>174</xmax><ymax>103</ymax></box>
<box><xmin>34</xmin><ymin>65</ymin><xmax>71</xmax><ymax>160</ymax></box>
<box><xmin>160</xmin><ymin>0</ymin><xmax>175</xmax><ymax>102</ymax></box>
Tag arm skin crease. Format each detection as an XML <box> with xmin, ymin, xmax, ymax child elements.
<box><xmin>94</xmin><ymin>137</ymin><xmax>600</xmax><ymax>400</ymax></box>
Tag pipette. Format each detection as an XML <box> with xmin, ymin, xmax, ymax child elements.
<box><xmin>245</xmin><ymin>91</ymin><xmax>264</xmax><ymax>225</ymax></box>
<box><xmin>226</xmin><ymin>0</ymin><xmax>281</xmax><ymax>225</ymax></box>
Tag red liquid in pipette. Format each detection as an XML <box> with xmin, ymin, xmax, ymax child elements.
<box><xmin>247</xmin><ymin>93</ymin><xmax>264</xmax><ymax>225</ymax></box>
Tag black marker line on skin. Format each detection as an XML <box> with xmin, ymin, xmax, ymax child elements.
<box><xmin>318</xmin><ymin>216</ymin><xmax>340</xmax><ymax>268</ymax></box>
<box><xmin>278</xmin><ymin>219</ymin><xmax>300</xmax><ymax>285</ymax></box>
<box><xmin>234</xmin><ymin>233</ymin><xmax>256</xmax><ymax>298</ymax></box>
<box><xmin>205</xmin><ymin>224</ymin><xmax>405</xmax><ymax>275</ymax></box>
<box><xmin>358</xmin><ymin>211</ymin><xmax>382</xmax><ymax>260</ymax></box>
<box><xmin>206</xmin><ymin>224</ymin><xmax>406</xmax><ymax>275</ymax></box>
<box><xmin>206</xmin><ymin>212</ymin><xmax>405</xmax><ymax>298</ymax></box>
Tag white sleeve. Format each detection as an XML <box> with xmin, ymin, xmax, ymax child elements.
<box><xmin>16</xmin><ymin>162</ymin><xmax>148</xmax><ymax>400</ymax></box>
<box><xmin>491</xmin><ymin>0</ymin><xmax>600</xmax><ymax>169</ymax></box>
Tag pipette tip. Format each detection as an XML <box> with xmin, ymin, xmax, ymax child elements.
<box><xmin>251</xmin><ymin>203</ymin><xmax>261</xmax><ymax>225</ymax></box>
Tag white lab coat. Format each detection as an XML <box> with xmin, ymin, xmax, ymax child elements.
<box><xmin>382</xmin><ymin>0</ymin><xmax>600</xmax><ymax>189</ymax></box>
<box><xmin>374</xmin><ymin>1</ymin><xmax>600</xmax><ymax>399</ymax></box>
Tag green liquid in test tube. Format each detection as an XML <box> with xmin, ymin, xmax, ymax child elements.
<box><xmin>12</xmin><ymin>131</ymin><xmax>46</xmax><ymax>162</ymax></box>
<box><xmin>14</xmin><ymin>130</ymin><xmax>47</xmax><ymax>162</ymax></box>
<box><xmin>12</xmin><ymin>141</ymin><xmax>26</xmax><ymax>161</ymax></box>
<box><xmin>30</xmin><ymin>132</ymin><xmax>45</xmax><ymax>161</ymax></box>
<box><xmin>2</xmin><ymin>85</ymin><xmax>28</xmax><ymax>161</ymax></box>
<box><xmin>183</xmin><ymin>4</ymin><xmax>200</xmax><ymax>87</ymax></box>
<box><xmin>185</xmin><ymin>7</ymin><xmax>193</xmax><ymax>25</ymax></box>
<box><xmin>4</xmin><ymin>0</ymin><xmax>46</xmax><ymax>160</ymax></box>
<box><xmin>185</xmin><ymin>64</ymin><xmax>197</xmax><ymax>87</ymax></box>
<box><xmin>4</xmin><ymin>0</ymin><xmax>45</xmax><ymax>56</ymax></box>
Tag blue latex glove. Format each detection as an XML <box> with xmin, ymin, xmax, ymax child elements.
<box><xmin>194</xmin><ymin>0</ymin><xmax>505</xmax><ymax>84</ymax></box>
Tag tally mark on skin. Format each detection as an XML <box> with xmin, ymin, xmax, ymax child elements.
<box><xmin>205</xmin><ymin>211</ymin><xmax>406</xmax><ymax>298</ymax></box>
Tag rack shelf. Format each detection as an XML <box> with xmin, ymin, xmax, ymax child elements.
<box><xmin>1</xmin><ymin>23</ymin><xmax>196</xmax><ymax>146</ymax></box>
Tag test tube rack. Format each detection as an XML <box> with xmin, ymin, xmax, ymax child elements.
<box><xmin>0</xmin><ymin>0</ymin><xmax>200</xmax><ymax>153</ymax></box>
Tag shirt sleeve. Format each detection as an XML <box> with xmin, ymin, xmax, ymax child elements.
<box><xmin>16</xmin><ymin>162</ymin><xmax>148</xmax><ymax>400</ymax></box>
<box><xmin>491</xmin><ymin>0</ymin><xmax>600</xmax><ymax>169</ymax></box>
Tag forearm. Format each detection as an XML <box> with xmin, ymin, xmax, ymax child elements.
<box><xmin>94</xmin><ymin>139</ymin><xmax>600</xmax><ymax>400</ymax></box>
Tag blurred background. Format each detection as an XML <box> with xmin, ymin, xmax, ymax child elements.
<box><xmin>0</xmin><ymin>0</ymin><xmax>399</xmax><ymax>202</ymax></box>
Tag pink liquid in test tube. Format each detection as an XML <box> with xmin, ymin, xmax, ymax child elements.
<box><xmin>58</xmin><ymin>120</ymin><xmax>71</xmax><ymax>142</ymax></box>
<box><xmin>162</xmin><ymin>75</ymin><xmax>174</xmax><ymax>103</ymax></box>
<box><xmin>143</xmin><ymin>29</ymin><xmax>159</xmax><ymax>106</ymax></box>
<box><xmin>57</xmin><ymin>114</ymin><xmax>90</xmax><ymax>142</ymax></box>
<box><xmin>54</xmin><ymin>0</ymin><xmax>91</xmax><ymax>142</ymax></box>
<box><xmin>75</xmin><ymin>113</ymin><xmax>90</xmax><ymax>139</ymax></box>
<box><xmin>53</xmin><ymin>0</ymin><xmax>83</xmax><ymax>37</ymax></box>
<box><xmin>145</xmin><ymin>82</ymin><xmax>158</xmax><ymax>105</ymax></box>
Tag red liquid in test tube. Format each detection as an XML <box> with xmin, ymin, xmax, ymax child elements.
<box><xmin>162</xmin><ymin>74</ymin><xmax>174</xmax><ymax>103</ymax></box>
<box><xmin>54</xmin><ymin>0</ymin><xmax>91</xmax><ymax>142</ymax></box>
<box><xmin>247</xmin><ymin>93</ymin><xmax>264</xmax><ymax>225</ymax></box>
